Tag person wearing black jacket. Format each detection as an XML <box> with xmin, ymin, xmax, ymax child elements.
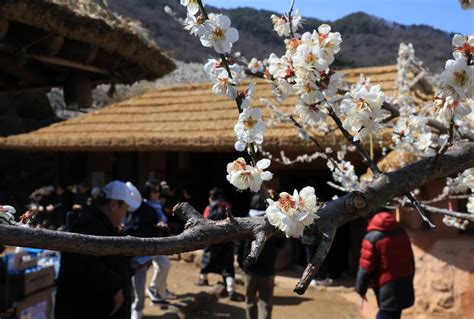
<box><xmin>237</xmin><ymin>194</ymin><xmax>283</xmax><ymax>319</ymax></box>
<box><xmin>195</xmin><ymin>187</ymin><xmax>236</xmax><ymax>300</ymax></box>
<box><xmin>55</xmin><ymin>181</ymin><xmax>140</xmax><ymax>319</ymax></box>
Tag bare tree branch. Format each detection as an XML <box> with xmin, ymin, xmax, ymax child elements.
<box><xmin>381</xmin><ymin>102</ymin><xmax>400</xmax><ymax>123</ymax></box>
<box><xmin>405</xmin><ymin>191</ymin><xmax>436</xmax><ymax>228</ymax></box>
<box><xmin>0</xmin><ymin>203</ymin><xmax>274</xmax><ymax>256</ymax></box>
<box><xmin>391</xmin><ymin>198</ymin><xmax>474</xmax><ymax>222</ymax></box>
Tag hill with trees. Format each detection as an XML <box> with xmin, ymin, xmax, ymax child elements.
<box><xmin>110</xmin><ymin>0</ymin><xmax>454</xmax><ymax>71</ymax></box>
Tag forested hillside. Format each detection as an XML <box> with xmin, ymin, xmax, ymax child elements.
<box><xmin>110</xmin><ymin>0</ymin><xmax>454</xmax><ymax>71</ymax></box>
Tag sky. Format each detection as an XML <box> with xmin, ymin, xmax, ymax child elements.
<box><xmin>204</xmin><ymin>0</ymin><xmax>473</xmax><ymax>35</ymax></box>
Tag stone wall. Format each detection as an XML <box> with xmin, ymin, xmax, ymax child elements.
<box><xmin>405</xmin><ymin>232</ymin><xmax>474</xmax><ymax>319</ymax></box>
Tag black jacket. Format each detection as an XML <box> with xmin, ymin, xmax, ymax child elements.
<box><xmin>55</xmin><ymin>206</ymin><xmax>132</xmax><ymax>319</ymax></box>
<box><xmin>123</xmin><ymin>202</ymin><xmax>158</xmax><ymax>238</ymax></box>
<box><xmin>237</xmin><ymin>237</ymin><xmax>282</xmax><ymax>276</ymax></box>
<box><xmin>200</xmin><ymin>201</ymin><xmax>235</xmax><ymax>277</ymax></box>
<box><xmin>237</xmin><ymin>210</ymin><xmax>284</xmax><ymax>277</ymax></box>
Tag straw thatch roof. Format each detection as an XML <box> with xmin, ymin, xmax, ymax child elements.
<box><xmin>0</xmin><ymin>65</ymin><xmax>433</xmax><ymax>152</ymax></box>
<box><xmin>360</xmin><ymin>148</ymin><xmax>419</xmax><ymax>183</ymax></box>
<box><xmin>0</xmin><ymin>0</ymin><xmax>175</xmax><ymax>90</ymax></box>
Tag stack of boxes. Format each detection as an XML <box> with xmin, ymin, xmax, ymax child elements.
<box><xmin>1</xmin><ymin>249</ymin><xmax>57</xmax><ymax>319</ymax></box>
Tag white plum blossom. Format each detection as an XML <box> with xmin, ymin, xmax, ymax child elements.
<box><xmin>265</xmin><ymin>187</ymin><xmax>319</xmax><ymax>238</ymax></box>
<box><xmin>293</xmin><ymin>78</ymin><xmax>324</xmax><ymax>104</ymax></box>
<box><xmin>239</xmin><ymin>83</ymin><xmax>256</xmax><ymax>109</ymax></box>
<box><xmin>327</xmin><ymin>159</ymin><xmax>359</xmax><ymax>191</ymax></box>
<box><xmin>271</xmin><ymin>9</ymin><xmax>303</xmax><ymax>37</ymax></box>
<box><xmin>392</xmin><ymin>106</ymin><xmax>435</xmax><ymax>154</ymax></box>
<box><xmin>467</xmin><ymin>196</ymin><xmax>474</xmax><ymax>214</ymax></box>
<box><xmin>314</xmin><ymin>24</ymin><xmax>342</xmax><ymax>64</ymax></box>
<box><xmin>434</xmin><ymin>94</ymin><xmax>472</xmax><ymax>123</ymax></box>
<box><xmin>432</xmin><ymin>34</ymin><xmax>473</xmax><ymax>127</ymax></box>
<box><xmin>204</xmin><ymin>58</ymin><xmax>222</xmax><ymax>75</ymax></box>
<box><xmin>452</xmin><ymin>34</ymin><xmax>474</xmax><ymax>60</ymax></box>
<box><xmin>460</xmin><ymin>168</ymin><xmax>474</xmax><ymax>191</ymax></box>
<box><xmin>210</xmin><ymin>70</ymin><xmax>237</xmax><ymax>99</ymax></box>
<box><xmin>295</xmin><ymin>99</ymin><xmax>327</xmax><ymax>124</ymax></box>
<box><xmin>440</xmin><ymin>58</ymin><xmax>474</xmax><ymax>99</ymax></box>
<box><xmin>248</xmin><ymin>58</ymin><xmax>264</xmax><ymax>74</ymax></box>
<box><xmin>272</xmin><ymin>78</ymin><xmax>292</xmax><ymax>102</ymax></box>
<box><xmin>184</xmin><ymin>13</ymin><xmax>205</xmax><ymax>36</ymax></box>
<box><xmin>446</xmin><ymin>168</ymin><xmax>474</xmax><ymax>194</ymax></box>
<box><xmin>234</xmin><ymin>107</ymin><xmax>266</xmax><ymax>152</ymax></box>
<box><xmin>267</xmin><ymin>54</ymin><xmax>292</xmax><ymax>79</ymax></box>
<box><xmin>226</xmin><ymin>158</ymin><xmax>273</xmax><ymax>192</ymax></box>
<box><xmin>285</xmin><ymin>38</ymin><xmax>302</xmax><ymax>57</ymax></box>
<box><xmin>180</xmin><ymin>0</ymin><xmax>200</xmax><ymax>15</ymax></box>
<box><xmin>298</xmin><ymin>186</ymin><xmax>318</xmax><ymax>213</ymax></box>
<box><xmin>321</xmin><ymin>72</ymin><xmax>344</xmax><ymax>99</ymax></box>
<box><xmin>442</xmin><ymin>215</ymin><xmax>469</xmax><ymax>230</ymax></box>
<box><xmin>340</xmin><ymin>84</ymin><xmax>386</xmax><ymax>141</ymax></box>
<box><xmin>204</xmin><ymin>59</ymin><xmax>242</xmax><ymax>79</ymax></box>
<box><xmin>200</xmin><ymin>14</ymin><xmax>239</xmax><ymax>54</ymax></box>
<box><xmin>292</xmin><ymin>37</ymin><xmax>329</xmax><ymax>72</ymax></box>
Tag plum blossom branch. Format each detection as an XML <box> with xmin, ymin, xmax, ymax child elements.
<box><xmin>405</xmin><ymin>192</ymin><xmax>436</xmax><ymax>228</ymax></box>
<box><xmin>327</xmin><ymin>107</ymin><xmax>383</xmax><ymax>175</ymax></box>
<box><xmin>327</xmin><ymin>106</ymin><xmax>437</xmax><ymax>227</ymax></box>
<box><xmin>391</xmin><ymin>198</ymin><xmax>474</xmax><ymax>222</ymax></box>
<box><xmin>287</xmin><ymin>0</ymin><xmax>296</xmax><ymax>37</ymax></box>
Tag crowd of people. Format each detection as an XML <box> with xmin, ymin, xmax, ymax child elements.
<box><xmin>13</xmin><ymin>180</ymin><xmax>414</xmax><ymax>319</ymax></box>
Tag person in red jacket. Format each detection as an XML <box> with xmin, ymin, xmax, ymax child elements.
<box><xmin>356</xmin><ymin>211</ymin><xmax>415</xmax><ymax>319</ymax></box>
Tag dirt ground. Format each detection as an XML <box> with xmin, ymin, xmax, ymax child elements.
<box><xmin>141</xmin><ymin>258</ymin><xmax>374</xmax><ymax>319</ymax></box>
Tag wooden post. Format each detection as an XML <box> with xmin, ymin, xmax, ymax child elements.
<box><xmin>0</xmin><ymin>19</ymin><xmax>8</xmax><ymax>40</ymax></box>
<box><xmin>63</xmin><ymin>71</ymin><xmax>92</xmax><ymax>108</ymax></box>
<box><xmin>33</xmin><ymin>35</ymin><xmax>64</xmax><ymax>56</ymax></box>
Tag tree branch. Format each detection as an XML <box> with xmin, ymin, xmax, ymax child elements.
<box><xmin>0</xmin><ymin>142</ymin><xmax>473</xmax><ymax>295</ymax></box>
<box><xmin>294</xmin><ymin>140</ymin><xmax>474</xmax><ymax>294</ymax></box>
<box><xmin>0</xmin><ymin>203</ymin><xmax>274</xmax><ymax>256</ymax></box>
<box><xmin>381</xmin><ymin>102</ymin><xmax>400</xmax><ymax>123</ymax></box>
<box><xmin>391</xmin><ymin>198</ymin><xmax>474</xmax><ymax>222</ymax></box>
<box><xmin>327</xmin><ymin>107</ymin><xmax>382</xmax><ymax>175</ymax></box>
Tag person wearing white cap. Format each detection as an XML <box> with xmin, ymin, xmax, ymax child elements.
<box><xmin>55</xmin><ymin>180</ymin><xmax>140</xmax><ymax>319</ymax></box>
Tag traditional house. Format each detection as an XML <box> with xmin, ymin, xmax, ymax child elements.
<box><xmin>0</xmin><ymin>65</ymin><xmax>407</xmax><ymax>209</ymax></box>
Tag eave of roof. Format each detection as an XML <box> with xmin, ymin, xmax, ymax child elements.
<box><xmin>0</xmin><ymin>0</ymin><xmax>175</xmax><ymax>81</ymax></box>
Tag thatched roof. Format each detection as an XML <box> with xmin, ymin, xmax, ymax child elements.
<box><xmin>361</xmin><ymin>148</ymin><xmax>419</xmax><ymax>183</ymax></box>
<box><xmin>0</xmin><ymin>0</ymin><xmax>175</xmax><ymax>88</ymax></box>
<box><xmin>0</xmin><ymin>65</ymin><xmax>432</xmax><ymax>152</ymax></box>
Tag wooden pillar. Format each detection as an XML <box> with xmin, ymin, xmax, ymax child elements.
<box><xmin>33</xmin><ymin>35</ymin><xmax>64</xmax><ymax>56</ymax></box>
<box><xmin>63</xmin><ymin>71</ymin><xmax>92</xmax><ymax>108</ymax></box>
<box><xmin>0</xmin><ymin>19</ymin><xmax>8</xmax><ymax>40</ymax></box>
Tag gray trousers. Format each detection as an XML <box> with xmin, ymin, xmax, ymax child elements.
<box><xmin>149</xmin><ymin>255</ymin><xmax>171</xmax><ymax>297</ymax></box>
<box><xmin>243</xmin><ymin>273</ymin><xmax>275</xmax><ymax>319</ymax></box>
<box><xmin>132</xmin><ymin>266</ymin><xmax>147</xmax><ymax>312</ymax></box>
